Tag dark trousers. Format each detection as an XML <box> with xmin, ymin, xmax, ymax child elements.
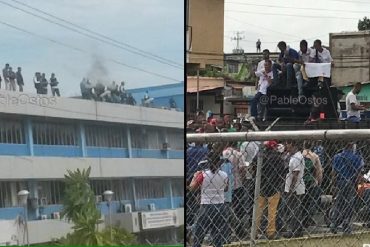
<box><xmin>330</xmin><ymin>181</ymin><xmax>357</xmax><ymax>230</ymax></box>
<box><xmin>193</xmin><ymin>204</ymin><xmax>227</xmax><ymax>247</ymax></box>
<box><xmin>302</xmin><ymin>185</ymin><xmax>321</xmax><ymax>226</ymax></box>
<box><xmin>272</xmin><ymin>63</ymin><xmax>295</xmax><ymax>87</ymax></box>
<box><xmin>251</xmin><ymin>92</ymin><xmax>266</xmax><ymax>118</ymax></box>
<box><xmin>232</xmin><ymin>181</ymin><xmax>254</xmax><ymax>240</ymax></box>
<box><xmin>52</xmin><ymin>88</ymin><xmax>60</xmax><ymax>96</ymax></box>
<box><xmin>281</xmin><ymin>193</ymin><xmax>304</xmax><ymax>234</ymax></box>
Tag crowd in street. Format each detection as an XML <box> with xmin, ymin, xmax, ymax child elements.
<box><xmin>186</xmin><ymin>113</ymin><xmax>369</xmax><ymax>246</ymax></box>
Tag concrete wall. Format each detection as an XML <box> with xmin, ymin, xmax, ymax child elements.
<box><xmin>0</xmin><ymin>90</ymin><xmax>183</xmax><ymax>129</ymax></box>
<box><xmin>188</xmin><ymin>0</ymin><xmax>224</xmax><ymax>68</ymax></box>
<box><xmin>0</xmin><ymin>156</ymin><xmax>183</xmax><ymax>180</ymax></box>
<box><xmin>187</xmin><ymin>94</ymin><xmax>234</xmax><ymax>116</ymax></box>
<box><xmin>330</xmin><ymin>31</ymin><xmax>370</xmax><ymax>87</ymax></box>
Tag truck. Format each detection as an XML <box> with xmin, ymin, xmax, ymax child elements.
<box><xmin>330</xmin><ymin>30</ymin><xmax>370</xmax><ymax>87</ymax></box>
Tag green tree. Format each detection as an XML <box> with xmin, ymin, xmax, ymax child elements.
<box><xmin>358</xmin><ymin>16</ymin><xmax>370</xmax><ymax>31</ymax></box>
<box><xmin>59</xmin><ymin>167</ymin><xmax>137</xmax><ymax>246</ymax></box>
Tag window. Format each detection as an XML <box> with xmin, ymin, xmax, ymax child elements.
<box><xmin>167</xmin><ymin>129</ymin><xmax>183</xmax><ymax>150</ymax></box>
<box><xmin>228</xmin><ymin>63</ymin><xmax>239</xmax><ymax>73</ymax></box>
<box><xmin>0</xmin><ymin>119</ymin><xmax>25</xmax><ymax>144</ymax></box>
<box><xmin>32</xmin><ymin>121</ymin><xmax>77</xmax><ymax>146</ymax></box>
<box><xmin>171</xmin><ymin>179</ymin><xmax>184</xmax><ymax>197</ymax></box>
<box><xmin>90</xmin><ymin>179</ymin><xmax>132</xmax><ymax>201</ymax></box>
<box><xmin>135</xmin><ymin>179</ymin><xmax>165</xmax><ymax>199</ymax></box>
<box><xmin>86</xmin><ymin>125</ymin><xmax>127</xmax><ymax>148</ymax></box>
<box><xmin>0</xmin><ymin>182</ymin><xmax>12</xmax><ymax>207</ymax></box>
<box><xmin>38</xmin><ymin>181</ymin><xmax>64</xmax><ymax>205</ymax></box>
<box><xmin>147</xmin><ymin>127</ymin><xmax>166</xmax><ymax>150</ymax></box>
<box><xmin>130</xmin><ymin>126</ymin><xmax>148</xmax><ymax>149</ymax></box>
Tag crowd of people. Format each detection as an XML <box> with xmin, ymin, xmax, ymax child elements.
<box><xmin>0</xmin><ymin>63</ymin><xmax>61</xmax><ymax>96</ymax></box>
<box><xmin>1</xmin><ymin>63</ymin><xmax>24</xmax><ymax>92</ymax></box>
<box><xmin>80</xmin><ymin>79</ymin><xmax>136</xmax><ymax>105</ymax></box>
<box><xmin>252</xmin><ymin>39</ymin><xmax>337</xmax><ymax>122</ymax></box>
<box><xmin>33</xmin><ymin>71</ymin><xmax>60</xmax><ymax>96</ymax></box>
<box><xmin>186</xmin><ymin>113</ymin><xmax>370</xmax><ymax>246</ymax></box>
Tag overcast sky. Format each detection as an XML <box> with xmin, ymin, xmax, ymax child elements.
<box><xmin>0</xmin><ymin>0</ymin><xmax>183</xmax><ymax>96</ymax></box>
<box><xmin>224</xmin><ymin>0</ymin><xmax>369</xmax><ymax>53</ymax></box>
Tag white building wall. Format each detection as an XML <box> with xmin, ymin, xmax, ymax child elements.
<box><xmin>0</xmin><ymin>156</ymin><xmax>183</xmax><ymax>180</ymax></box>
<box><xmin>0</xmin><ymin>90</ymin><xmax>183</xmax><ymax>129</ymax></box>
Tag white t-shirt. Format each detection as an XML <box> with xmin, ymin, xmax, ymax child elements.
<box><xmin>312</xmin><ymin>48</ymin><xmax>333</xmax><ymax>63</ymax></box>
<box><xmin>346</xmin><ymin>91</ymin><xmax>360</xmax><ymax>118</ymax></box>
<box><xmin>255</xmin><ymin>70</ymin><xmax>273</xmax><ymax>95</ymax></box>
<box><xmin>284</xmin><ymin>151</ymin><xmax>305</xmax><ymax>195</ymax></box>
<box><xmin>257</xmin><ymin>60</ymin><xmax>274</xmax><ymax>72</ymax></box>
<box><xmin>200</xmin><ymin>169</ymin><xmax>228</xmax><ymax>204</ymax></box>
<box><xmin>299</xmin><ymin>47</ymin><xmax>314</xmax><ymax>63</ymax></box>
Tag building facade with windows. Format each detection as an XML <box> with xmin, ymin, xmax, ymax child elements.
<box><xmin>0</xmin><ymin>90</ymin><xmax>183</xmax><ymax>245</ymax></box>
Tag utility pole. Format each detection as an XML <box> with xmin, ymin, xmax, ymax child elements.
<box><xmin>231</xmin><ymin>31</ymin><xmax>244</xmax><ymax>53</ymax></box>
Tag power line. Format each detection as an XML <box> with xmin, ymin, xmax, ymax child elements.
<box><xmin>0</xmin><ymin>20</ymin><xmax>181</xmax><ymax>83</ymax></box>
<box><xmin>226</xmin><ymin>16</ymin><xmax>302</xmax><ymax>39</ymax></box>
<box><xmin>226</xmin><ymin>1</ymin><xmax>370</xmax><ymax>14</ymax></box>
<box><xmin>9</xmin><ymin>0</ymin><xmax>183</xmax><ymax>68</ymax></box>
<box><xmin>0</xmin><ymin>0</ymin><xmax>183</xmax><ymax>70</ymax></box>
<box><xmin>225</xmin><ymin>9</ymin><xmax>359</xmax><ymax>20</ymax></box>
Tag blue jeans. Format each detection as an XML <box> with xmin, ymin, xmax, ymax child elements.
<box><xmin>193</xmin><ymin>204</ymin><xmax>227</xmax><ymax>247</ymax></box>
<box><xmin>293</xmin><ymin>64</ymin><xmax>303</xmax><ymax>95</ymax></box>
<box><xmin>251</xmin><ymin>92</ymin><xmax>264</xmax><ymax>118</ymax></box>
<box><xmin>347</xmin><ymin>115</ymin><xmax>361</xmax><ymax>123</ymax></box>
<box><xmin>330</xmin><ymin>181</ymin><xmax>357</xmax><ymax>230</ymax></box>
<box><xmin>272</xmin><ymin>63</ymin><xmax>294</xmax><ymax>87</ymax></box>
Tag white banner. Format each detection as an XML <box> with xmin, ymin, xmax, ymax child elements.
<box><xmin>304</xmin><ymin>63</ymin><xmax>331</xmax><ymax>78</ymax></box>
<box><xmin>141</xmin><ymin>210</ymin><xmax>177</xmax><ymax>230</ymax></box>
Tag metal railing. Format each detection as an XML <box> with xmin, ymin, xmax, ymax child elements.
<box><xmin>186</xmin><ymin>129</ymin><xmax>370</xmax><ymax>247</ymax></box>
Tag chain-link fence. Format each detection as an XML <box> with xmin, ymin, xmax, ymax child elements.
<box><xmin>186</xmin><ymin>130</ymin><xmax>370</xmax><ymax>247</ymax></box>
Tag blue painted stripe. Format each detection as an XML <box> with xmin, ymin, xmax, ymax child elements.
<box><xmin>131</xmin><ymin>149</ymin><xmax>167</xmax><ymax>159</ymax></box>
<box><xmin>0</xmin><ymin>207</ymin><xmax>24</xmax><ymax>220</ymax></box>
<box><xmin>0</xmin><ymin>144</ymin><xmax>28</xmax><ymax>155</ymax></box>
<box><xmin>86</xmin><ymin>147</ymin><xmax>129</xmax><ymax>158</ymax></box>
<box><xmin>33</xmin><ymin>145</ymin><xmax>81</xmax><ymax>157</ymax></box>
<box><xmin>168</xmin><ymin>150</ymin><xmax>184</xmax><ymax>159</ymax></box>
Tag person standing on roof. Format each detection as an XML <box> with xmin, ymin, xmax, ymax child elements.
<box><xmin>256</xmin><ymin>39</ymin><xmax>261</xmax><ymax>53</ymax></box>
<box><xmin>50</xmin><ymin>73</ymin><xmax>60</xmax><ymax>96</ymax></box>
<box><xmin>8</xmin><ymin>67</ymin><xmax>16</xmax><ymax>91</ymax></box>
<box><xmin>16</xmin><ymin>67</ymin><xmax>24</xmax><ymax>92</ymax></box>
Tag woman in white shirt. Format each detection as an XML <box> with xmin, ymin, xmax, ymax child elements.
<box><xmin>189</xmin><ymin>156</ymin><xmax>229</xmax><ymax>247</ymax></box>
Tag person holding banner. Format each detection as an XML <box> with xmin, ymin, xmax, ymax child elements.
<box><xmin>293</xmin><ymin>40</ymin><xmax>315</xmax><ymax>96</ymax></box>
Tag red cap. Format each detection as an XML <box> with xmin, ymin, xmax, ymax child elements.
<box><xmin>265</xmin><ymin>140</ymin><xmax>278</xmax><ymax>149</ymax></box>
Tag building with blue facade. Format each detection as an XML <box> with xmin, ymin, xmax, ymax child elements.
<box><xmin>0</xmin><ymin>90</ymin><xmax>183</xmax><ymax>245</ymax></box>
<box><xmin>127</xmin><ymin>81</ymin><xmax>184</xmax><ymax>111</ymax></box>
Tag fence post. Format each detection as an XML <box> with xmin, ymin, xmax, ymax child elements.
<box><xmin>250</xmin><ymin>143</ymin><xmax>263</xmax><ymax>247</ymax></box>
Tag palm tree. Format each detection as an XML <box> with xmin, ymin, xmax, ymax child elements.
<box><xmin>59</xmin><ymin>167</ymin><xmax>136</xmax><ymax>246</ymax></box>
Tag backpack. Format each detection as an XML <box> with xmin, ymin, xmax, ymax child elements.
<box><xmin>303</xmin><ymin>156</ymin><xmax>315</xmax><ymax>187</ymax></box>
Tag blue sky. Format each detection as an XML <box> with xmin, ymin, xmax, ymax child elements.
<box><xmin>0</xmin><ymin>0</ymin><xmax>184</xmax><ymax>96</ymax></box>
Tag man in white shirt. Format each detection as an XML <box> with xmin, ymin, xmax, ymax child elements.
<box><xmin>293</xmin><ymin>40</ymin><xmax>314</xmax><ymax>96</ymax></box>
<box><xmin>282</xmin><ymin>140</ymin><xmax>305</xmax><ymax>238</ymax></box>
<box><xmin>346</xmin><ymin>82</ymin><xmax>365</xmax><ymax>123</ymax></box>
<box><xmin>313</xmin><ymin>39</ymin><xmax>334</xmax><ymax>85</ymax></box>
<box><xmin>256</xmin><ymin>49</ymin><xmax>274</xmax><ymax>89</ymax></box>
<box><xmin>313</xmin><ymin>39</ymin><xmax>333</xmax><ymax>64</ymax></box>
<box><xmin>251</xmin><ymin>60</ymin><xmax>273</xmax><ymax>121</ymax></box>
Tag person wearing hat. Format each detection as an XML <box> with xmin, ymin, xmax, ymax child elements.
<box><xmin>255</xmin><ymin>140</ymin><xmax>286</xmax><ymax>239</ymax></box>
